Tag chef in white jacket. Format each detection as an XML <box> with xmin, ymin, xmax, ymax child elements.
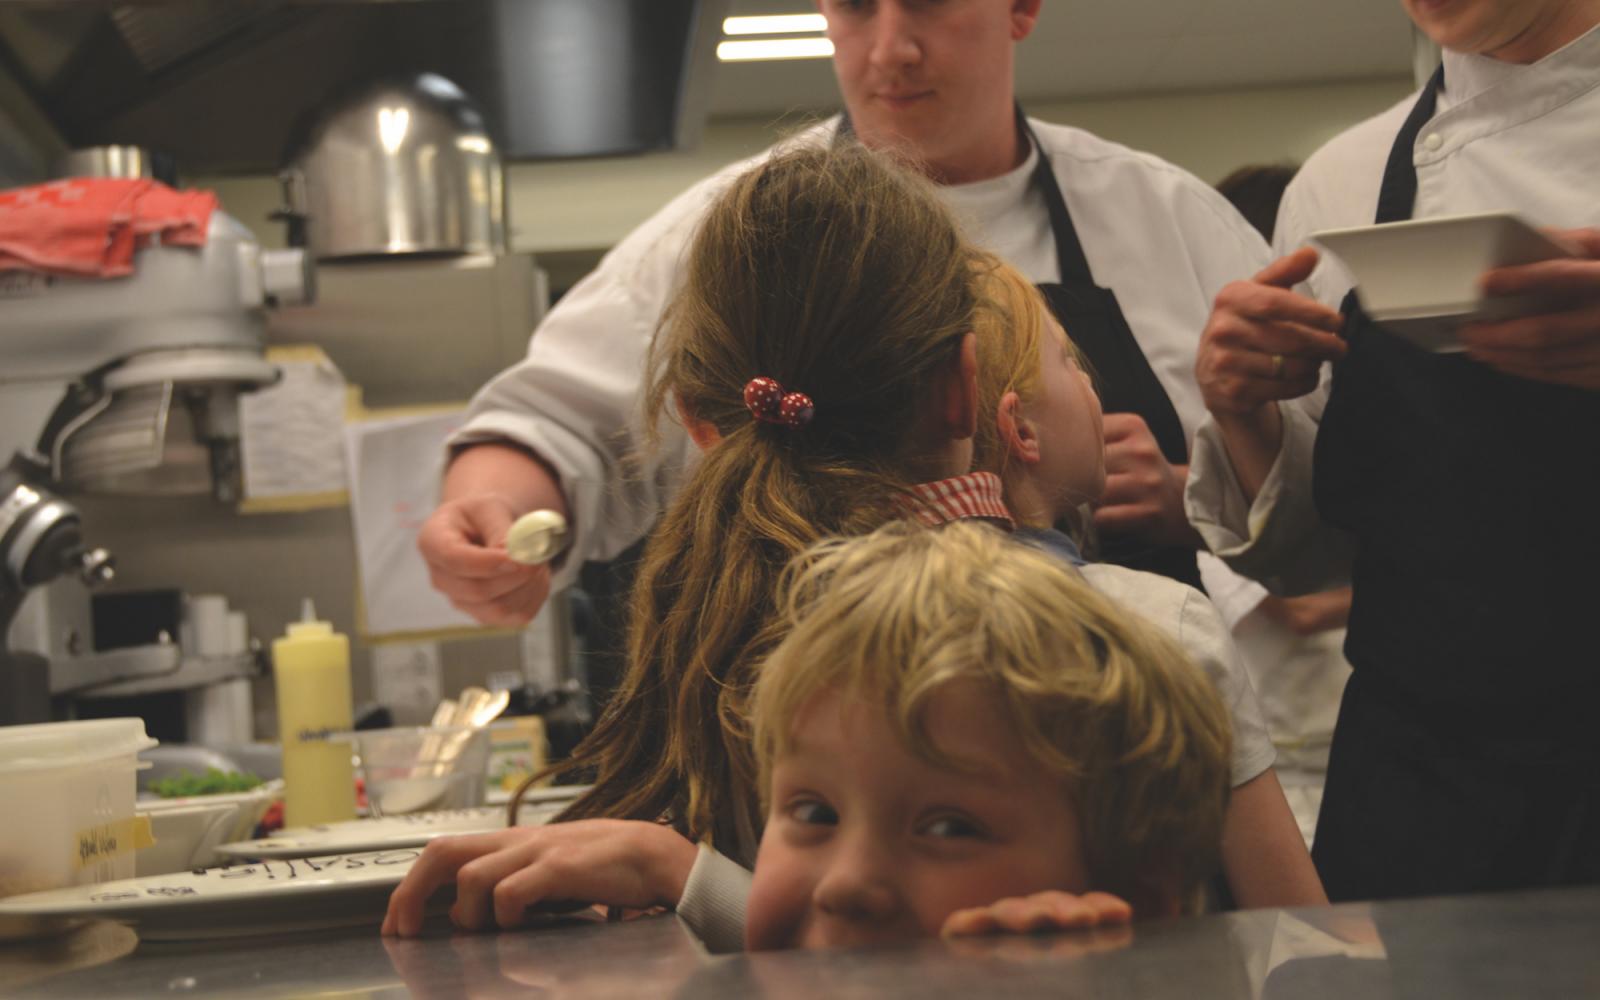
<box><xmin>1187</xmin><ymin>0</ymin><xmax>1600</xmax><ymax>903</ymax></box>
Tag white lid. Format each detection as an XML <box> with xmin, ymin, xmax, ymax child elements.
<box><xmin>0</xmin><ymin>718</ymin><xmax>158</xmax><ymax>773</ymax></box>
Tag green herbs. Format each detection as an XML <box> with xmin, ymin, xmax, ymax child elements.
<box><xmin>149</xmin><ymin>768</ymin><xmax>264</xmax><ymax>798</ymax></box>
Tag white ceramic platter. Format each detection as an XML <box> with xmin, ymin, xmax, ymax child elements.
<box><xmin>0</xmin><ymin>850</ymin><xmax>421</xmax><ymax>941</ymax></box>
<box><xmin>486</xmin><ymin>782</ymin><xmax>587</xmax><ymax>807</ymax></box>
<box><xmin>1311</xmin><ymin>213</ymin><xmax>1576</xmax><ymax>352</ymax></box>
<box><xmin>217</xmin><ymin>785</ymin><xmax>588</xmax><ymax>860</ymax></box>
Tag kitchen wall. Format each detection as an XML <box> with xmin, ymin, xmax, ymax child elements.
<box><xmin>198</xmin><ymin>77</ymin><xmax>1413</xmax><ymax>258</ymax></box>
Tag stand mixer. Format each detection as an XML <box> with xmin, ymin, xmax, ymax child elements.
<box><xmin>0</xmin><ymin>457</ymin><xmax>114</xmax><ymax>724</ymax></box>
<box><xmin>0</xmin><ymin>159</ymin><xmax>313</xmax><ymax>724</ymax></box>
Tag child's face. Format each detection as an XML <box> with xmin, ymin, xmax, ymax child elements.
<box><xmin>745</xmin><ymin>683</ymin><xmax>1090</xmax><ymax>951</ymax></box>
<box><xmin>1025</xmin><ymin>317</ymin><xmax>1106</xmax><ymax>510</ymax></box>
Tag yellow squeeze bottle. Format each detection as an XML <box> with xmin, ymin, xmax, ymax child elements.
<box><xmin>272</xmin><ymin>599</ymin><xmax>356</xmax><ymax>827</ymax></box>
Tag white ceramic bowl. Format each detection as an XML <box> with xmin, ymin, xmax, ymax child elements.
<box><xmin>138</xmin><ymin>779</ymin><xmax>284</xmax><ymax>848</ymax></box>
<box><xmin>136</xmin><ymin>800</ymin><xmax>239</xmax><ymax>876</ymax></box>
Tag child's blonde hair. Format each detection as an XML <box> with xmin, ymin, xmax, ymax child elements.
<box><xmin>546</xmin><ymin>142</ymin><xmax>988</xmax><ymax>853</ymax></box>
<box><xmin>752</xmin><ymin>521</ymin><xmax>1233</xmax><ymax>912</ymax></box>
<box><xmin>970</xmin><ymin>260</ymin><xmax>1090</xmax><ymax>475</ymax></box>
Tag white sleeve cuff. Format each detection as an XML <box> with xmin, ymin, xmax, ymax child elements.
<box><xmin>674</xmin><ymin>844</ymin><xmax>752</xmax><ymax>954</ymax></box>
<box><xmin>1186</xmin><ymin>401</ymin><xmax>1352</xmax><ymax>597</ymax></box>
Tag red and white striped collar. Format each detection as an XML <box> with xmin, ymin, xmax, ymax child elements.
<box><xmin>907</xmin><ymin>472</ymin><xmax>1015</xmax><ymax>530</ymax></box>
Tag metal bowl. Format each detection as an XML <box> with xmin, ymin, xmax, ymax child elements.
<box><xmin>279</xmin><ymin>73</ymin><xmax>506</xmax><ymax>260</ymax></box>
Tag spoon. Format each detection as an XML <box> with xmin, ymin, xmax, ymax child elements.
<box><xmin>506</xmin><ymin>510</ymin><xmax>568</xmax><ymax>565</ymax></box>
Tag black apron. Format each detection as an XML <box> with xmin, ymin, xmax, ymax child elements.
<box><xmin>1017</xmin><ymin>116</ymin><xmax>1204</xmax><ymax>590</ymax></box>
<box><xmin>838</xmin><ymin>111</ymin><xmax>1204</xmax><ymax>589</ymax></box>
<box><xmin>1310</xmin><ymin>67</ymin><xmax>1600</xmax><ymax>901</ymax></box>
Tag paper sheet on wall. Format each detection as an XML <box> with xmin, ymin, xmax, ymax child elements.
<box><xmin>238</xmin><ymin>346</ymin><xmax>349</xmax><ymax>504</ymax></box>
<box><xmin>344</xmin><ymin>410</ymin><xmax>479</xmax><ymax>637</ymax></box>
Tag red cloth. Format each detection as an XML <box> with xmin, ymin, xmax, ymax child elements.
<box><xmin>0</xmin><ymin>178</ymin><xmax>218</xmax><ymax>278</ymax></box>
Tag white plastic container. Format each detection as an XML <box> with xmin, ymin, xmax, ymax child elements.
<box><xmin>0</xmin><ymin>718</ymin><xmax>156</xmax><ymax>939</ymax></box>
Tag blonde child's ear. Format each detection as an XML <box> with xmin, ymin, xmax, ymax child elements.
<box><xmin>996</xmin><ymin>391</ymin><xmax>1042</xmax><ymax>464</ymax></box>
<box><xmin>676</xmin><ymin>397</ymin><xmax>723</xmax><ymax>451</ymax></box>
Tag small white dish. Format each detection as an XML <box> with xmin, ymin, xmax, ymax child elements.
<box><xmin>136</xmin><ymin>800</ymin><xmax>238</xmax><ymax>876</ymax></box>
<box><xmin>0</xmin><ymin>849</ymin><xmax>421</xmax><ymax>941</ymax></box>
<box><xmin>1311</xmin><ymin>213</ymin><xmax>1577</xmax><ymax>352</ymax></box>
<box><xmin>138</xmin><ymin>779</ymin><xmax>284</xmax><ymax>845</ymax></box>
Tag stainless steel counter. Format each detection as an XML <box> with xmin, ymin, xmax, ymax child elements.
<box><xmin>4</xmin><ymin>887</ymin><xmax>1597</xmax><ymax>999</ymax></box>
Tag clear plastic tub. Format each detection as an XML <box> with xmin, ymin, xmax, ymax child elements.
<box><xmin>340</xmin><ymin>726</ymin><xmax>492</xmax><ymax>817</ymax></box>
<box><xmin>0</xmin><ymin>718</ymin><xmax>156</xmax><ymax>939</ymax></box>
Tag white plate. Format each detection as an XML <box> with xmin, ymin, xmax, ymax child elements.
<box><xmin>486</xmin><ymin>782</ymin><xmax>588</xmax><ymax>807</ymax></box>
<box><xmin>217</xmin><ymin>785</ymin><xmax>588</xmax><ymax>860</ymax></box>
<box><xmin>0</xmin><ymin>850</ymin><xmax>422</xmax><ymax>941</ymax></box>
<box><xmin>1311</xmin><ymin>213</ymin><xmax>1577</xmax><ymax>352</ymax></box>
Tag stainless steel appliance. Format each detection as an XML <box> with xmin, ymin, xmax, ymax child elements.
<box><xmin>0</xmin><ymin>151</ymin><xmax>312</xmax><ymax>724</ymax></box>
<box><xmin>278</xmin><ymin>73</ymin><xmax>506</xmax><ymax>260</ymax></box>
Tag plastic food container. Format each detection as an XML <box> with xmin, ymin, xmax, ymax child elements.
<box><xmin>0</xmin><ymin>718</ymin><xmax>156</xmax><ymax>939</ymax></box>
<box><xmin>340</xmin><ymin>726</ymin><xmax>492</xmax><ymax>817</ymax></box>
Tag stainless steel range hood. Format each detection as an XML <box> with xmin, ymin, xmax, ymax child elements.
<box><xmin>0</xmin><ymin>0</ymin><xmax>728</xmax><ymax>175</ymax></box>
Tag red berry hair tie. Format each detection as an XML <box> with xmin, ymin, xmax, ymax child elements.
<box><xmin>743</xmin><ymin>376</ymin><xmax>814</xmax><ymax>429</ymax></box>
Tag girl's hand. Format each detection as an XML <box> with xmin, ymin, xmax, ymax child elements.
<box><xmin>381</xmin><ymin>819</ymin><xmax>699</xmax><ymax>937</ymax></box>
<box><xmin>940</xmin><ymin>890</ymin><xmax>1132</xmax><ymax>938</ymax></box>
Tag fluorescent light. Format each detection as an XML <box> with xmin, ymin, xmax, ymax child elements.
<box><xmin>717</xmin><ymin>37</ymin><xmax>834</xmax><ymax>62</ymax></box>
<box><xmin>722</xmin><ymin>14</ymin><xmax>827</xmax><ymax>36</ymax></box>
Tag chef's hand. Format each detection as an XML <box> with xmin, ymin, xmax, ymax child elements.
<box><xmin>1092</xmin><ymin>413</ymin><xmax>1202</xmax><ymax>548</ymax></box>
<box><xmin>1460</xmin><ymin>227</ymin><xmax>1600</xmax><ymax>390</ymax></box>
<box><xmin>418</xmin><ymin>443</ymin><xmax>570</xmax><ymax>627</ymax></box>
<box><xmin>381</xmin><ymin>820</ymin><xmax>699</xmax><ymax>938</ymax></box>
<box><xmin>941</xmin><ymin>890</ymin><xmax>1132</xmax><ymax>938</ymax></box>
<box><xmin>418</xmin><ymin>494</ymin><xmax>550</xmax><ymax>627</ymax></box>
<box><xmin>1196</xmin><ymin>248</ymin><xmax>1347</xmax><ymax>501</ymax></box>
<box><xmin>1198</xmin><ymin>247</ymin><xmax>1347</xmax><ymax>419</ymax></box>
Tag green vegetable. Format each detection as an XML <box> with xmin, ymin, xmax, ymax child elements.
<box><xmin>149</xmin><ymin>768</ymin><xmax>264</xmax><ymax>798</ymax></box>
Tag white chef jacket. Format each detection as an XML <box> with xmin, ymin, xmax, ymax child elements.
<box><xmin>454</xmin><ymin>116</ymin><xmax>1278</xmax><ymax>616</ymax></box>
<box><xmin>1186</xmin><ymin>24</ymin><xmax>1600</xmax><ymax>594</ymax></box>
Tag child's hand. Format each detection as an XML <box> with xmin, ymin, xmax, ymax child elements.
<box><xmin>940</xmin><ymin>890</ymin><xmax>1132</xmax><ymax>938</ymax></box>
<box><xmin>381</xmin><ymin>819</ymin><xmax>699</xmax><ymax>937</ymax></box>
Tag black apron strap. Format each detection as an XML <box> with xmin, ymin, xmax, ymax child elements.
<box><xmin>1017</xmin><ymin>114</ymin><xmax>1203</xmax><ymax>588</ymax></box>
<box><xmin>1374</xmin><ymin>65</ymin><xmax>1444</xmax><ymax>225</ymax></box>
<box><xmin>1017</xmin><ymin>114</ymin><xmax>1192</xmax><ymax>471</ymax></box>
